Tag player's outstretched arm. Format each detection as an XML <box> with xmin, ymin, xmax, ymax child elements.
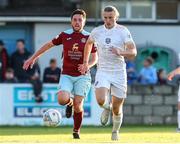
<box><xmin>167</xmin><ymin>67</ymin><xmax>180</xmax><ymax>81</ymax></box>
<box><xmin>23</xmin><ymin>41</ymin><xmax>55</xmax><ymax>70</ymax></box>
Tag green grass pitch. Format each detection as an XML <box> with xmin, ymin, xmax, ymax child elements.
<box><xmin>0</xmin><ymin>125</ymin><xmax>180</xmax><ymax>144</ymax></box>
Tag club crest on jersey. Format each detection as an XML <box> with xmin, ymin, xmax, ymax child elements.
<box><xmin>105</xmin><ymin>38</ymin><xmax>111</xmax><ymax>44</ymax></box>
<box><xmin>81</xmin><ymin>38</ymin><xmax>86</xmax><ymax>43</ymax></box>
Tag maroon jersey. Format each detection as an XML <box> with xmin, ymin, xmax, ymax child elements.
<box><xmin>52</xmin><ymin>29</ymin><xmax>96</xmax><ymax>76</ymax></box>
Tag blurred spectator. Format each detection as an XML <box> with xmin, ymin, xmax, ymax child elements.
<box><xmin>157</xmin><ymin>68</ymin><xmax>167</xmax><ymax>85</ymax></box>
<box><xmin>43</xmin><ymin>58</ymin><xmax>61</xmax><ymax>83</ymax></box>
<box><xmin>126</xmin><ymin>60</ymin><xmax>137</xmax><ymax>85</ymax></box>
<box><xmin>29</xmin><ymin>63</ymin><xmax>43</xmax><ymax>103</ymax></box>
<box><xmin>0</xmin><ymin>40</ymin><xmax>9</xmax><ymax>82</ymax></box>
<box><xmin>11</xmin><ymin>39</ymin><xmax>31</xmax><ymax>82</ymax></box>
<box><xmin>138</xmin><ymin>57</ymin><xmax>157</xmax><ymax>85</ymax></box>
<box><xmin>11</xmin><ymin>39</ymin><xmax>43</xmax><ymax>103</ymax></box>
<box><xmin>90</xmin><ymin>64</ymin><xmax>97</xmax><ymax>84</ymax></box>
<box><xmin>4</xmin><ymin>68</ymin><xmax>18</xmax><ymax>83</ymax></box>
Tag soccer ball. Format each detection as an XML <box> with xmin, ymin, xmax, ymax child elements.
<box><xmin>43</xmin><ymin>109</ymin><xmax>62</xmax><ymax>127</ymax></box>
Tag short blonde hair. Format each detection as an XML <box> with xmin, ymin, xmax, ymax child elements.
<box><xmin>103</xmin><ymin>5</ymin><xmax>120</xmax><ymax>18</ymax></box>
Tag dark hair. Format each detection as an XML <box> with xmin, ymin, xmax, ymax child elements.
<box><xmin>16</xmin><ymin>39</ymin><xmax>25</xmax><ymax>44</ymax></box>
<box><xmin>145</xmin><ymin>57</ymin><xmax>154</xmax><ymax>65</ymax></box>
<box><xmin>6</xmin><ymin>68</ymin><xmax>14</xmax><ymax>73</ymax></box>
<box><xmin>50</xmin><ymin>58</ymin><xmax>56</xmax><ymax>64</ymax></box>
<box><xmin>0</xmin><ymin>40</ymin><xmax>4</xmax><ymax>46</ymax></box>
<box><xmin>71</xmin><ymin>9</ymin><xmax>86</xmax><ymax>20</ymax></box>
<box><xmin>158</xmin><ymin>68</ymin><xmax>164</xmax><ymax>73</ymax></box>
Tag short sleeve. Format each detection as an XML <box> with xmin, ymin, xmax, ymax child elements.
<box><xmin>122</xmin><ymin>27</ymin><xmax>134</xmax><ymax>44</ymax></box>
<box><xmin>52</xmin><ymin>33</ymin><xmax>63</xmax><ymax>45</ymax></box>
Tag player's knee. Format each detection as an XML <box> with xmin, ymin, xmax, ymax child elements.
<box><xmin>58</xmin><ymin>97</ymin><xmax>67</xmax><ymax>105</ymax></box>
<box><xmin>57</xmin><ymin>91</ymin><xmax>69</xmax><ymax>105</ymax></box>
<box><xmin>98</xmin><ymin>101</ymin><xmax>105</xmax><ymax>107</ymax></box>
<box><xmin>96</xmin><ymin>97</ymin><xmax>105</xmax><ymax>106</ymax></box>
<box><xmin>74</xmin><ymin>105</ymin><xmax>83</xmax><ymax>113</ymax></box>
<box><xmin>113</xmin><ymin>109</ymin><xmax>120</xmax><ymax>115</ymax></box>
<box><xmin>74</xmin><ymin>99</ymin><xmax>83</xmax><ymax>113</ymax></box>
<box><xmin>112</xmin><ymin>105</ymin><xmax>121</xmax><ymax>115</ymax></box>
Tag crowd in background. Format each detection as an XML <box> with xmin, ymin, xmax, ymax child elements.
<box><xmin>0</xmin><ymin>39</ymin><xmax>178</xmax><ymax>92</ymax></box>
<box><xmin>126</xmin><ymin>56</ymin><xmax>180</xmax><ymax>86</ymax></box>
<box><xmin>0</xmin><ymin>39</ymin><xmax>60</xmax><ymax>102</ymax></box>
<box><xmin>91</xmin><ymin>54</ymin><xmax>173</xmax><ymax>86</ymax></box>
<box><xmin>126</xmin><ymin>57</ymin><xmax>165</xmax><ymax>85</ymax></box>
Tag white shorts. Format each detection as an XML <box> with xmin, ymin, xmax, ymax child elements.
<box><xmin>95</xmin><ymin>70</ymin><xmax>127</xmax><ymax>99</ymax></box>
<box><xmin>178</xmin><ymin>85</ymin><xmax>180</xmax><ymax>102</ymax></box>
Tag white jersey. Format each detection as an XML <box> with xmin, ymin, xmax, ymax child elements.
<box><xmin>178</xmin><ymin>85</ymin><xmax>180</xmax><ymax>102</ymax></box>
<box><xmin>89</xmin><ymin>24</ymin><xmax>134</xmax><ymax>72</ymax></box>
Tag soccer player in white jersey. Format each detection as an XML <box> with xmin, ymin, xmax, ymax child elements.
<box><xmin>79</xmin><ymin>6</ymin><xmax>137</xmax><ymax>140</ymax></box>
<box><xmin>168</xmin><ymin>67</ymin><xmax>180</xmax><ymax>132</ymax></box>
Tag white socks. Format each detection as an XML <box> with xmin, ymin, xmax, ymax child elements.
<box><xmin>178</xmin><ymin>111</ymin><xmax>180</xmax><ymax>129</ymax></box>
<box><xmin>112</xmin><ymin>113</ymin><xmax>123</xmax><ymax>132</ymax></box>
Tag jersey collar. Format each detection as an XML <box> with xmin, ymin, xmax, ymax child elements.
<box><xmin>103</xmin><ymin>23</ymin><xmax>117</xmax><ymax>31</ymax></box>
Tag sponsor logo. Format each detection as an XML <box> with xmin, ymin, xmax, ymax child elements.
<box><xmin>13</xmin><ymin>86</ymin><xmax>91</xmax><ymax>117</ymax></box>
<box><xmin>67</xmin><ymin>37</ymin><xmax>72</xmax><ymax>40</ymax></box>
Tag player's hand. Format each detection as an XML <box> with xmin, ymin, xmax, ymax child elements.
<box><xmin>23</xmin><ymin>57</ymin><xmax>36</xmax><ymax>70</ymax></box>
<box><xmin>78</xmin><ymin>63</ymin><xmax>89</xmax><ymax>75</ymax></box>
<box><xmin>31</xmin><ymin>75</ymin><xmax>38</xmax><ymax>80</ymax></box>
<box><xmin>109</xmin><ymin>47</ymin><xmax>121</xmax><ymax>56</ymax></box>
<box><xmin>167</xmin><ymin>71</ymin><xmax>175</xmax><ymax>81</ymax></box>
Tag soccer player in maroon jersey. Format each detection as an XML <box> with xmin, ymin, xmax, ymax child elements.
<box><xmin>23</xmin><ymin>9</ymin><xmax>97</xmax><ymax>139</ymax></box>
